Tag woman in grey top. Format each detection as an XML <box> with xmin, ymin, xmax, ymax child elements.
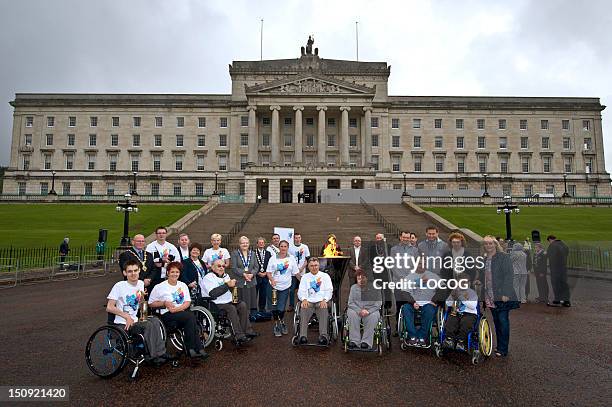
<box><xmin>346</xmin><ymin>270</ymin><xmax>382</xmax><ymax>349</ymax></box>
<box><xmin>510</xmin><ymin>242</ymin><xmax>528</xmax><ymax>303</ymax></box>
<box><xmin>229</xmin><ymin>236</ymin><xmax>259</xmax><ymax>318</ymax></box>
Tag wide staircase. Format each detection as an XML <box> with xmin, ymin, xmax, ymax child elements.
<box><xmin>178</xmin><ymin>203</ymin><xmax>252</xmax><ymax>245</ymax></box>
<box><xmin>374</xmin><ymin>204</ymin><xmax>451</xmax><ymax>241</ymax></box>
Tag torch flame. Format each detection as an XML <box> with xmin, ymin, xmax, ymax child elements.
<box><xmin>322</xmin><ymin>234</ymin><xmax>342</xmax><ymax>257</ymax></box>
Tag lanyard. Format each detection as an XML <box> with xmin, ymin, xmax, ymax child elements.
<box><xmin>238</xmin><ymin>250</ymin><xmax>252</xmax><ymax>270</ymax></box>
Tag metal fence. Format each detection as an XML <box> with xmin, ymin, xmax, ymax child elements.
<box><xmin>409</xmin><ymin>195</ymin><xmax>612</xmax><ymax>206</ymax></box>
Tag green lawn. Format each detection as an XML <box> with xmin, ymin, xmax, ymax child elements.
<box><xmin>0</xmin><ymin>204</ymin><xmax>201</xmax><ymax>248</ymax></box>
<box><xmin>423</xmin><ymin>206</ymin><xmax>612</xmax><ymax>243</ymax></box>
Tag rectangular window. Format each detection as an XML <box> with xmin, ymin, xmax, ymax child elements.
<box><xmin>107</xmin><ymin>182</ymin><xmax>115</xmax><ymax>196</ymax></box>
<box><xmin>219</xmin><ymin>117</ymin><xmax>228</xmax><ymax>128</ymax></box>
<box><xmin>218</xmin><ymin>154</ymin><xmax>227</xmax><ymax>171</ymax></box>
<box><xmin>40</xmin><ymin>182</ymin><xmax>49</xmax><ymax>195</ymax></box>
<box><xmin>477</xmin><ymin>119</ymin><xmax>485</xmax><ymax>130</ymax></box>
<box><xmin>392</xmin><ymin>135</ymin><xmax>400</xmax><ymax>148</ymax></box>
<box><xmin>46</xmin><ymin>134</ymin><xmax>54</xmax><ymax>146</ymax></box>
<box><xmin>413</xmin><ymin>136</ymin><xmax>421</xmax><ymax>148</ymax></box>
<box><xmin>349</xmin><ymin>118</ymin><xmax>357</xmax><ymax>128</ymax></box>
<box><xmin>22</xmin><ymin>154</ymin><xmax>30</xmax><ymax>170</ymax></box>
<box><xmin>262</xmin><ymin>117</ymin><xmax>270</xmax><ymax>126</ymax></box>
<box><xmin>239</xmin><ymin>183</ymin><xmax>245</xmax><ymax>196</ymax></box>
<box><xmin>327</xmin><ymin>134</ymin><xmax>336</xmax><ymax>147</ymax></box>
<box><xmin>584</xmin><ymin>138</ymin><xmax>592</xmax><ymax>150</ymax></box>
<box><xmin>456</xmin><ymin>137</ymin><xmax>464</xmax><ymax>149</ymax></box>
<box><xmin>478</xmin><ymin>156</ymin><xmax>487</xmax><ymax>173</ymax></box>
<box><xmin>153</xmin><ymin>154</ymin><xmax>161</xmax><ymax>172</ymax></box>
<box><xmin>132</xmin><ymin>134</ymin><xmax>140</xmax><ymax>147</ymax></box>
<box><xmin>176</xmin><ymin>135</ymin><xmax>184</xmax><ymax>147</ymax></box>
<box><xmin>62</xmin><ymin>182</ymin><xmax>70</xmax><ymax>196</ymax></box>
<box><xmin>500</xmin><ymin>157</ymin><xmax>508</xmax><ymax>173</ymax></box>
<box><xmin>198</xmin><ymin>135</ymin><xmax>205</xmax><ymax>147</ymax></box>
<box><xmin>306</xmin><ymin>117</ymin><xmax>314</xmax><ymax>126</ymax></box>
<box><xmin>219</xmin><ymin>134</ymin><xmax>227</xmax><ymax>147</ymax></box>
<box><xmin>112</xmin><ymin>116</ymin><xmax>120</xmax><ymax>127</ymax></box>
<box><xmin>435</xmin><ymin>156</ymin><xmax>444</xmax><ymax>172</ymax></box>
<box><xmin>498</xmin><ymin>119</ymin><xmax>506</xmax><ymax>130</ymax></box>
<box><xmin>562</xmin><ymin>120</ymin><xmax>570</xmax><ymax>130</ymax></box>
<box><xmin>109</xmin><ymin>154</ymin><xmax>117</xmax><ymax>171</ymax></box>
<box><xmin>241</xmin><ymin>116</ymin><xmax>249</xmax><ymax>127</ymax></box>
<box><xmin>43</xmin><ymin>154</ymin><xmax>52</xmax><ymax>170</ymax></box>
<box><xmin>133</xmin><ymin>117</ymin><xmax>141</xmax><ymax>127</ymax></box>
<box><xmin>391</xmin><ymin>118</ymin><xmax>400</xmax><ymax>129</ymax></box>
<box><xmin>176</xmin><ymin>117</ymin><xmax>184</xmax><ymax>128</ymax></box>
<box><xmin>541</xmin><ymin>137</ymin><xmax>550</xmax><ymax>149</ymax></box>
<box><xmin>522</xmin><ymin>157</ymin><xmax>530</xmax><ymax>173</ymax></box>
<box><xmin>90</xmin><ymin>116</ymin><xmax>98</xmax><ymax>127</ymax></box>
<box><xmin>240</xmin><ymin>134</ymin><xmax>249</xmax><ymax>147</ymax></box>
<box><xmin>69</xmin><ymin>116</ymin><xmax>76</xmax><ymax>127</ymax></box>
<box><xmin>349</xmin><ymin>154</ymin><xmax>358</xmax><ymax>167</ymax></box>
<box><xmin>195</xmin><ymin>183</ymin><xmax>204</xmax><ymax>196</ymax></box>
<box><xmin>26</xmin><ymin>116</ymin><xmax>33</xmax><ymax>127</ymax></box>
<box><xmin>543</xmin><ymin>156</ymin><xmax>551</xmax><ymax>173</ymax></box>
<box><xmin>196</xmin><ymin>154</ymin><xmax>204</xmax><ymax>171</ymax></box>
<box><xmin>175</xmin><ymin>155</ymin><xmax>183</xmax><ymax>171</ymax></box>
<box><xmin>478</xmin><ymin>136</ymin><xmax>486</xmax><ymax>149</ymax></box>
<box><xmin>546</xmin><ymin>185</ymin><xmax>555</xmax><ymax>194</ymax></box>
<box><xmin>455</xmin><ymin>119</ymin><xmax>464</xmax><ymax>129</ymax></box>
<box><xmin>111</xmin><ymin>134</ymin><xmax>118</xmax><ymax>146</ymax></box>
<box><xmin>459</xmin><ymin>184</ymin><xmax>469</xmax><ymax>191</ymax></box>
<box><xmin>87</xmin><ymin>154</ymin><xmax>96</xmax><ymax>170</ymax></box>
<box><xmin>47</xmin><ymin>116</ymin><xmax>55</xmax><ymax>127</ymax></box>
<box><xmin>371</xmin><ymin>117</ymin><xmax>379</xmax><ymax>128</ymax></box>
<box><xmin>284</xmin><ymin>133</ymin><xmax>292</xmax><ymax>147</ymax></box>
<box><xmin>240</xmin><ymin>155</ymin><xmax>248</xmax><ymax>170</ymax></box>
<box><xmin>89</xmin><ymin>134</ymin><xmax>97</xmax><ymax>146</ymax></box>
<box><xmin>520</xmin><ymin>119</ymin><xmax>528</xmax><ymax>130</ymax></box>
<box><xmin>131</xmin><ymin>155</ymin><xmax>139</xmax><ymax>172</ymax></box>
<box><xmin>541</xmin><ymin>119</ymin><xmax>549</xmax><ymax>130</ymax></box>
<box><xmin>412</xmin><ymin>118</ymin><xmax>421</xmax><ymax>129</ymax></box>
<box><xmin>198</xmin><ymin>117</ymin><xmax>206</xmax><ymax>128</ymax></box>
<box><xmin>499</xmin><ymin>137</ymin><xmax>507</xmax><ymax>149</ymax></box>
<box><xmin>84</xmin><ymin>182</ymin><xmax>93</xmax><ymax>196</ymax></box>
<box><xmin>563</xmin><ymin>137</ymin><xmax>571</xmax><ymax>150</ymax></box>
<box><xmin>326</xmin><ymin>154</ymin><xmax>336</xmax><ymax>167</ymax></box>
<box><xmin>327</xmin><ymin>118</ymin><xmax>335</xmax><ymax>127</ymax></box>
<box><xmin>564</xmin><ymin>157</ymin><xmax>573</xmax><ymax>173</ymax></box>
<box><xmin>65</xmin><ymin>153</ymin><xmax>74</xmax><ymax>170</ymax></box>
<box><xmin>414</xmin><ymin>157</ymin><xmax>422</xmax><ymax>172</ymax></box>
<box><xmin>25</xmin><ymin>134</ymin><xmax>32</xmax><ymax>146</ymax></box>
<box><xmin>434</xmin><ymin>118</ymin><xmax>442</xmax><ymax>129</ymax></box>
<box><xmin>391</xmin><ymin>155</ymin><xmax>401</xmax><ymax>172</ymax></box>
<box><xmin>262</xmin><ymin>133</ymin><xmax>270</xmax><ymax>147</ymax></box>
<box><xmin>568</xmin><ymin>185</ymin><xmax>576</xmax><ymax>197</ymax></box>
<box><xmin>67</xmin><ymin>134</ymin><xmax>75</xmax><ymax>146</ymax></box>
<box><xmin>589</xmin><ymin>185</ymin><xmax>597</xmax><ymax>197</ymax></box>
<box><xmin>371</xmin><ymin>134</ymin><xmax>379</xmax><ymax>147</ymax></box>
<box><xmin>524</xmin><ymin>184</ymin><xmax>533</xmax><ymax>197</ymax></box>
<box><xmin>415</xmin><ymin>184</ymin><xmax>424</xmax><ymax>190</ymax></box>
<box><xmin>503</xmin><ymin>184</ymin><xmax>512</xmax><ymax>196</ymax></box>
<box><xmin>283</xmin><ymin>153</ymin><xmax>293</xmax><ymax>167</ymax></box>
<box><xmin>521</xmin><ymin>137</ymin><xmax>529</xmax><ymax>149</ymax></box>
<box><xmin>173</xmin><ymin>183</ymin><xmax>182</xmax><ymax>196</ymax></box>
<box><xmin>151</xmin><ymin>183</ymin><xmax>160</xmax><ymax>196</ymax></box>
<box><xmin>372</xmin><ymin>155</ymin><xmax>379</xmax><ymax>171</ymax></box>
<box><xmin>155</xmin><ymin>116</ymin><xmax>163</xmax><ymax>127</ymax></box>
<box><xmin>437</xmin><ymin>184</ymin><xmax>446</xmax><ymax>191</ymax></box>
<box><xmin>261</xmin><ymin>153</ymin><xmax>270</xmax><ymax>166</ymax></box>
<box><xmin>154</xmin><ymin>134</ymin><xmax>162</xmax><ymax>147</ymax></box>
<box><xmin>457</xmin><ymin>157</ymin><xmax>465</xmax><ymax>173</ymax></box>
<box><xmin>349</xmin><ymin>134</ymin><xmax>357</xmax><ymax>147</ymax></box>
<box><xmin>583</xmin><ymin>120</ymin><xmax>590</xmax><ymax>131</ymax></box>
<box><xmin>306</xmin><ymin>133</ymin><xmax>315</xmax><ymax>147</ymax></box>
<box><xmin>218</xmin><ymin>183</ymin><xmax>226</xmax><ymax>195</ymax></box>
<box><xmin>284</xmin><ymin>117</ymin><xmax>292</xmax><ymax>126</ymax></box>
<box><xmin>434</xmin><ymin>136</ymin><xmax>443</xmax><ymax>149</ymax></box>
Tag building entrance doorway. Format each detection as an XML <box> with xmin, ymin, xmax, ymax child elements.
<box><xmin>281</xmin><ymin>179</ymin><xmax>293</xmax><ymax>203</ymax></box>
<box><xmin>257</xmin><ymin>179</ymin><xmax>269</xmax><ymax>203</ymax></box>
<box><xmin>303</xmin><ymin>179</ymin><xmax>316</xmax><ymax>203</ymax></box>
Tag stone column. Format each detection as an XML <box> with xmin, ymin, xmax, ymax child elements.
<box><xmin>293</xmin><ymin>106</ymin><xmax>304</xmax><ymax>164</ymax></box>
<box><xmin>245</xmin><ymin>177</ymin><xmax>257</xmax><ymax>203</ymax></box>
<box><xmin>317</xmin><ymin>105</ymin><xmax>327</xmax><ymax>165</ymax></box>
<box><xmin>270</xmin><ymin>105</ymin><xmax>281</xmax><ymax>165</ymax></box>
<box><xmin>363</xmin><ymin>107</ymin><xmax>372</xmax><ymax>166</ymax></box>
<box><xmin>293</xmin><ymin>176</ymin><xmax>304</xmax><ymax>203</ymax></box>
<box><xmin>247</xmin><ymin>105</ymin><xmax>257</xmax><ymax>164</ymax></box>
<box><xmin>268</xmin><ymin>178</ymin><xmax>280</xmax><ymax>204</ymax></box>
<box><xmin>340</xmin><ymin>106</ymin><xmax>351</xmax><ymax>166</ymax></box>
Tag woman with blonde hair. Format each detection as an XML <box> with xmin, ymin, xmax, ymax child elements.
<box><xmin>445</xmin><ymin>231</ymin><xmax>477</xmax><ymax>282</ymax></box>
<box><xmin>229</xmin><ymin>236</ymin><xmax>259</xmax><ymax>318</ymax></box>
<box><xmin>202</xmin><ymin>233</ymin><xmax>231</xmax><ymax>269</ymax></box>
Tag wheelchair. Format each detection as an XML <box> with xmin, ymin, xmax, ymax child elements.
<box><xmin>340</xmin><ymin>304</ymin><xmax>391</xmax><ymax>355</ymax></box>
<box><xmin>290</xmin><ymin>300</ymin><xmax>339</xmax><ymax>348</ymax></box>
<box><xmin>397</xmin><ymin>303</ymin><xmax>443</xmax><ymax>351</ymax></box>
<box><xmin>433</xmin><ymin>301</ymin><xmax>493</xmax><ymax>365</ymax></box>
<box><xmin>192</xmin><ymin>293</ymin><xmax>243</xmax><ymax>351</ymax></box>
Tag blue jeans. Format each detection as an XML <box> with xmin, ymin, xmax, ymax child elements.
<box><xmin>288</xmin><ymin>276</ymin><xmax>299</xmax><ymax>307</ymax></box>
<box><xmin>401</xmin><ymin>303</ymin><xmax>436</xmax><ymax>340</ymax></box>
<box><xmin>267</xmin><ymin>286</ymin><xmax>290</xmax><ymax>320</ymax></box>
<box><xmin>492</xmin><ymin>307</ymin><xmax>510</xmax><ymax>355</ymax></box>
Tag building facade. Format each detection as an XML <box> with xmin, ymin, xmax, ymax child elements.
<box><xmin>5</xmin><ymin>42</ymin><xmax>610</xmax><ymax>202</ymax></box>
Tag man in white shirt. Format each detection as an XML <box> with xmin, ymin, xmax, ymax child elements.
<box><xmin>297</xmin><ymin>257</ymin><xmax>333</xmax><ymax>345</ymax></box>
<box><xmin>348</xmin><ymin>235</ymin><xmax>368</xmax><ymax>285</ymax></box>
<box><xmin>201</xmin><ymin>259</ymin><xmax>257</xmax><ymax>345</ymax></box>
<box><xmin>266</xmin><ymin>233</ymin><xmax>281</xmax><ymax>258</ymax></box>
<box><xmin>106</xmin><ymin>259</ymin><xmax>167</xmax><ymax>365</ymax></box>
<box><xmin>146</xmin><ymin>226</ymin><xmax>180</xmax><ymax>290</ymax></box>
<box><xmin>288</xmin><ymin>232</ymin><xmax>310</xmax><ymax>312</ymax></box>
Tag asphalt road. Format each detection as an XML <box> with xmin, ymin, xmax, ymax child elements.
<box><xmin>0</xmin><ymin>273</ymin><xmax>611</xmax><ymax>407</ymax></box>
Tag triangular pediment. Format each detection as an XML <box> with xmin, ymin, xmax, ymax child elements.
<box><xmin>245</xmin><ymin>74</ymin><xmax>375</xmax><ymax>95</ymax></box>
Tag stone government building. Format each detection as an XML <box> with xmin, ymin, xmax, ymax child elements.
<box><xmin>5</xmin><ymin>40</ymin><xmax>611</xmax><ymax>203</ymax></box>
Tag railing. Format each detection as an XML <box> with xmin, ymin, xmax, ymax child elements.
<box><xmin>567</xmin><ymin>244</ymin><xmax>612</xmax><ymax>272</ymax></box>
<box><xmin>225</xmin><ymin>201</ymin><xmax>260</xmax><ymax>244</ymax></box>
<box><xmin>407</xmin><ymin>195</ymin><xmax>612</xmax><ymax>206</ymax></box>
<box><xmin>0</xmin><ymin>194</ymin><xmax>213</xmax><ymax>202</ymax></box>
<box><xmin>219</xmin><ymin>194</ymin><xmax>245</xmax><ymax>203</ymax></box>
<box><xmin>360</xmin><ymin>198</ymin><xmax>402</xmax><ymax>239</ymax></box>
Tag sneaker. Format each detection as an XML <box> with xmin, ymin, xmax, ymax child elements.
<box><xmin>443</xmin><ymin>338</ymin><xmax>455</xmax><ymax>349</ymax></box>
<box><xmin>299</xmin><ymin>336</ymin><xmax>308</xmax><ymax>345</ymax></box>
<box><xmin>246</xmin><ymin>332</ymin><xmax>260</xmax><ymax>339</ymax></box>
<box><xmin>360</xmin><ymin>342</ymin><xmax>369</xmax><ymax>349</ymax></box>
<box><xmin>455</xmin><ymin>341</ymin><xmax>466</xmax><ymax>352</ymax></box>
<box><xmin>273</xmin><ymin>322</ymin><xmax>282</xmax><ymax>337</ymax></box>
<box><xmin>348</xmin><ymin>341</ymin><xmax>357</xmax><ymax>349</ymax></box>
<box><xmin>418</xmin><ymin>338</ymin><xmax>426</xmax><ymax>347</ymax></box>
<box><xmin>281</xmin><ymin>321</ymin><xmax>289</xmax><ymax>335</ymax></box>
<box><xmin>547</xmin><ymin>301</ymin><xmax>561</xmax><ymax>307</ymax></box>
<box><xmin>562</xmin><ymin>301</ymin><xmax>572</xmax><ymax>308</ymax></box>
<box><xmin>408</xmin><ymin>337</ymin><xmax>417</xmax><ymax>346</ymax></box>
<box><xmin>318</xmin><ymin>336</ymin><xmax>329</xmax><ymax>346</ymax></box>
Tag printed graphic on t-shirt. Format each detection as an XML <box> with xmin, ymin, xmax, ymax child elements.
<box><xmin>125</xmin><ymin>291</ymin><xmax>143</xmax><ymax>311</ymax></box>
<box><xmin>212</xmin><ymin>251</ymin><xmax>224</xmax><ymax>262</ymax></box>
<box><xmin>309</xmin><ymin>276</ymin><xmax>322</xmax><ymax>293</ymax></box>
<box><xmin>172</xmin><ymin>287</ymin><xmax>185</xmax><ymax>305</ymax></box>
<box><xmin>276</xmin><ymin>259</ymin><xmax>290</xmax><ymax>274</ymax></box>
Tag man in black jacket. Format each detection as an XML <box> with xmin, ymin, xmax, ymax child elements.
<box><xmin>254</xmin><ymin>237</ymin><xmax>272</xmax><ymax>312</ymax></box>
<box><xmin>118</xmin><ymin>234</ymin><xmax>155</xmax><ymax>289</ymax></box>
<box><xmin>546</xmin><ymin>235</ymin><xmax>571</xmax><ymax>307</ymax></box>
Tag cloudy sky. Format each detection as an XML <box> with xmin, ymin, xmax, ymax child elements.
<box><xmin>1</xmin><ymin>0</ymin><xmax>611</xmax><ymax>171</ymax></box>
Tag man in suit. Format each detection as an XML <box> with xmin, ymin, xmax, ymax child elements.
<box><xmin>254</xmin><ymin>236</ymin><xmax>273</xmax><ymax>312</ymax></box>
<box><xmin>348</xmin><ymin>236</ymin><xmax>369</xmax><ymax>285</ymax></box>
<box><xmin>118</xmin><ymin>234</ymin><xmax>155</xmax><ymax>288</ymax></box>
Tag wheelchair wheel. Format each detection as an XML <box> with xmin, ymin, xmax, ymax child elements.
<box><xmin>214</xmin><ymin>339</ymin><xmax>223</xmax><ymax>351</ymax></box>
<box><xmin>330</xmin><ymin>303</ymin><xmax>339</xmax><ymax>341</ymax></box>
<box><xmin>471</xmin><ymin>350</ymin><xmax>481</xmax><ymax>365</ymax></box>
<box><xmin>170</xmin><ymin>330</ymin><xmax>185</xmax><ymax>352</ymax></box>
<box><xmin>434</xmin><ymin>342</ymin><xmax>443</xmax><ymax>358</ymax></box>
<box><xmin>397</xmin><ymin>307</ymin><xmax>405</xmax><ymax>339</ymax></box>
<box><xmin>291</xmin><ymin>335</ymin><xmax>299</xmax><ymax>347</ymax></box>
<box><xmin>85</xmin><ymin>325</ymin><xmax>128</xmax><ymax>378</ymax></box>
<box><xmin>192</xmin><ymin>306</ymin><xmax>216</xmax><ymax>349</ymax></box>
<box><xmin>478</xmin><ymin>316</ymin><xmax>493</xmax><ymax>357</ymax></box>
<box><xmin>293</xmin><ymin>307</ymin><xmax>300</xmax><ymax>337</ymax></box>
<box><xmin>384</xmin><ymin>314</ymin><xmax>392</xmax><ymax>351</ymax></box>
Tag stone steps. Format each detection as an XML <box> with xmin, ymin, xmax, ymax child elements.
<box><xmin>174</xmin><ymin>203</ymin><xmax>252</xmax><ymax>246</ymax></box>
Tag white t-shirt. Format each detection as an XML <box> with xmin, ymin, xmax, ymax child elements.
<box><xmin>148</xmin><ymin>280</ymin><xmax>191</xmax><ymax>315</ymax></box>
<box><xmin>202</xmin><ymin>247</ymin><xmax>231</xmax><ymax>268</ymax></box>
<box><xmin>266</xmin><ymin>255</ymin><xmax>300</xmax><ymax>291</ymax></box>
<box><xmin>146</xmin><ymin>240</ymin><xmax>180</xmax><ymax>279</ymax></box>
<box><xmin>201</xmin><ymin>272</ymin><xmax>232</xmax><ymax>305</ymax></box>
<box><xmin>107</xmin><ymin>280</ymin><xmax>145</xmax><ymax>325</ymax></box>
<box><xmin>446</xmin><ymin>288</ymin><xmax>478</xmax><ymax>315</ymax></box>
<box><xmin>298</xmin><ymin>272</ymin><xmax>333</xmax><ymax>303</ymax></box>
<box><xmin>291</xmin><ymin>243</ymin><xmax>310</xmax><ymax>271</ymax></box>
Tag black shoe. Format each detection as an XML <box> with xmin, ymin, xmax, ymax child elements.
<box><xmin>547</xmin><ymin>301</ymin><xmax>561</xmax><ymax>307</ymax></box>
<box><xmin>189</xmin><ymin>349</ymin><xmax>208</xmax><ymax>359</ymax></box>
<box><xmin>151</xmin><ymin>357</ymin><xmax>167</xmax><ymax>367</ymax></box>
<box><xmin>456</xmin><ymin>341</ymin><xmax>466</xmax><ymax>352</ymax></box>
<box><xmin>318</xmin><ymin>336</ymin><xmax>329</xmax><ymax>346</ymax></box>
<box><xmin>237</xmin><ymin>335</ymin><xmax>252</xmax><ymax>344</ymax></box>
<box><xmin>348</xmin><ymin>341</ymin><xmax>357</xmax><ymax>349</ymax></box>
<box><xmin>246</xmin><ymin>332</ymin><xmax>260</xmax><ymax>338</ymax></box>
<box><xmin>299</xmin><ymin>336</ymin><xmax>308</xmax><ymax>345</ymax></box>
<box><xmin>562</xmin><ymin>301</ymin><xmax>572</xmax><ymax>307</ymax></box>
<box><xmin>360</xmin><ymin>342</ymin><xmax>369</xmax><ymax>349</ymax></box>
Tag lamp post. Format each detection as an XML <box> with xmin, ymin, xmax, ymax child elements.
<box><xmin>213</xmin><ymin>171</ymin><xmax>219</xmax><ymax>196</ymax></box>
<box><xmin>482</xmin><ymin>173</ymin><xmax>490</xmax><ymax>197</ymax></box>
<box><xmin>496</xmin><ymin>195</ymin><xmax>519</xmax><ymax>241</ymax></box>
<box><xmin>131</xmin><ymin>171</ymin><xmax>138</xmax><ymax>196</ymax></box>
<box><xmin>116</xmin><ymin>193</ymin><xmax>138</xmax><ymax>248</ymax></box>
<box><xmin>402</xmin><ymin>172</ymin><xmax>408</xmax><ymax>196</ymax></box>
<box><xmin>562</xmin><ymin>173</ymin><xmax>570</xmax><ymax>197</ymax></box>
<box><xmin>48</xmin><ymin>170</ymin><xmax>57</xmax><ymax>195</ymax></box>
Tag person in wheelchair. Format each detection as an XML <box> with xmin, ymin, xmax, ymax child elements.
<box><xmin>201</xmin><ymin>259</ymin><xmax>258</xmax><ymax>345</ymax></box>
<box><xmin>443</xmin><ymin>278</ymin><xmax>478</xmax><ymax>352</ymax></box>
<box><xmin>296</xmin><ymin>256</ymin><xmax>333</xmax><ymax>345</ymax></box>
<box><xmin>346</xmin><ymin>270</ymin><xmax>382</xmax><ymax>349</ymax></box>
<box><xmin>106</xmin><ymin>260</ymin><xmax>168</xmax><ymax>366</ymax></box>
<box><xmin>400</xmin><ymin>264</ymin><xmax>440</xmax><ymax>347</ymax></box>
<box><xmin>148</xmin><ymin>261</ymin><xmax>208</xmax><ymax>359</ymax></box>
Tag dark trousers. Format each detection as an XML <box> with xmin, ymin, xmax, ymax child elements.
<box><xmin>217</xmin><ymin>301</ymin><xmax>253</xmax><ymax>339</ymax></box>
<box><xmin>535</xmin><ymin>271</ymin><xmax>549</xmax><ymax>302</ymax></box>
<box><xmin>491</xmin><ymin>307</ymin><xmax>510</xmax><ymax>356</ymax></box>
<box><xmin>444</xmin><ymin>313</ymin><xmax>477</xmax><ymax>343</ymax></box>
<box><xmin>256</xmin><ymin>275</ymin><xmax>270</xmax><ymax>311</ymax></box>
<box><xmin>551</xmin><ymin>268</ymin><xmax>570</xmax><ymax>302</ymax></box>
<box><xmin>160</xmin><ymin>310</ymin><xmax>202</xmax><ymax>352</ymax></box>
<box><xmin>288</xmin><ymin>276</ymin><xmax>300</xmax><ymax>307</ymax></box>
